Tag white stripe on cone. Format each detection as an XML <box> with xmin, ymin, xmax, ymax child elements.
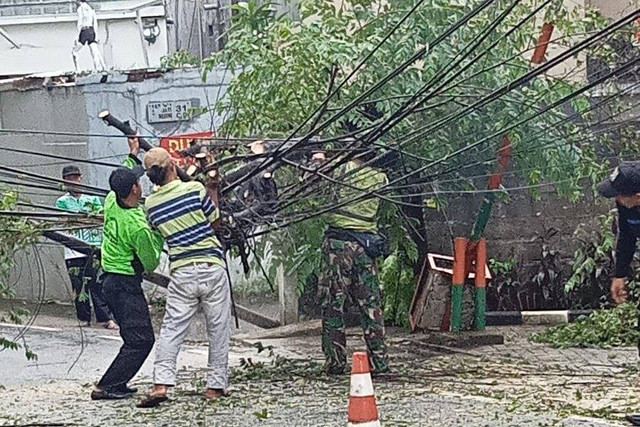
<box><xmin>347</xmin><ymin>421</ymin><xmax>381</xmax><ymax>427</ymax></box>
<box><xmin>349</xmin><ymin>373</ymin><xmax>375</xmax><ymax>397</ymax></box>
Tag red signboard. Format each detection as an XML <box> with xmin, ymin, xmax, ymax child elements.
<box><xmin>159</xmin><ymin>131</ymin><xmax>214</xmax><ymax>167</ymax></box>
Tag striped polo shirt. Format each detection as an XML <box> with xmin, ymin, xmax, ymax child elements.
<box><xmin>144</xmin><ymin>179</ymin><xmax>224</xmax><ymax>271</ymax></box>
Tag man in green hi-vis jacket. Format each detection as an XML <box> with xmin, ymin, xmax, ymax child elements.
<box><xmin>91</xmin><ymin>136</ymin><xmax>164</xmax><ymax>401</ymax></box>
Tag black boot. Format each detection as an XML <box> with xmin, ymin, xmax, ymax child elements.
<box><xmin>91</xmin><ymin>388</ymin><xmax>132</xmax><ymax>400</ymax></box>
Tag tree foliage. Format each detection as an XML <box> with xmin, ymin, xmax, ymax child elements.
<box><xmin>161</xmin><ymin>50</ymin><xmax>202</xmax><ymax>69</ymax></box>
<box><xmin>0</xmin><ymin>190</ymin><xmax>40</xmax><ymax>359</ymax></box>
<box><xmin>203</xmin><ymin>0</ymin><xmax>626</xmax><ymax>324</ymax></box>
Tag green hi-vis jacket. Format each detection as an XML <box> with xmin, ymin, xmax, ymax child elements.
<box><xmin>101</xmin><ymin>155</ymin><xmax>164</xmax><ymax>276</ymax></box>
<box><xmin>55</xmin><ymin>193</ymin><xmax>104</xmax><ymax>246</ymax></box>
<box><xmin>325</xmin><ymin>161</ymin><xmax>389</xmax><ymax>233</ymax></box>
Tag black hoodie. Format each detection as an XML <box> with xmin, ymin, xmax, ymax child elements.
<box><xmin>615</xmin><ymin>203</ymin><xmax>640</xmax><ymax>278</ymax></box>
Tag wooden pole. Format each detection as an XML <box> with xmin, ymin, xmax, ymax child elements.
<box><xmin>470</xmin><ymin>136</ymin><xmax>513</xmax><ymax>242</ymax></box>
<box><xmin>474</xmin><ymin>238</ymin><xmax>487</xmax><ymax>331</ymax></box>
<box><xmin>451</xmin><ymin>237</ymin><xmax>468</xmax><ymax>332</ymax></box>
<box><xmin>466</xmin><ymin>136</ymin><xmax>512</xmax><ymax>330</ymax></box>
<box><xmin>531</xmin><ymin>22</ymin><xmax>554</xmax><ymax>65</ymax></box>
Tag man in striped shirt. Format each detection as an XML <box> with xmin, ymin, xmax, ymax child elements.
<box><xmin>137</xmin><ymin>147</ymin><xmax>231</xmax><ymax>408</ymax></box>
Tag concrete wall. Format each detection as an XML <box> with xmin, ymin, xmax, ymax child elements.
<box><xmin>0</xmin><ymin>10</ymin><xmax>169</xmax><ymax>75</ymax></box>
<box><xmin>0</xmin><ymin>67</ymin><xmax>231</xmax><ymax>302</ymax></box>
<box><xmin>0</xmin><ymin>85</ymin><xmax>89</xmax><ymax>301</ymax></box>
<box><xmin>588</xmin><ymin>0</ymin><xmax>637</xmax><ymax>19</ymax></box>
<box><xmin>80</xmin><ymin>67</ymin><xmax>231</xmax><ymax>189</ymax></box>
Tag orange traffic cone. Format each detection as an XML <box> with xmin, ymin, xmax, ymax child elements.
<box><xmin>347</xmin><ymin>352</ymin><xmax>381</xmax><ymax>427</ymax></box>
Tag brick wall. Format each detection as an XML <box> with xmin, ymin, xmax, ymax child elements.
<box><xmin>423</xmin><ymin>186</ymin><xmax>615</xmax><ymax>311</ymax></box>
<box><xmin>424</xmin><ymin>187</ymin><xmax>609</xmax><ymax>265</ymax></box>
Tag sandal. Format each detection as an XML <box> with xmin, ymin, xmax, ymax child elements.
<box><xmin>136</xmin><ymin>393</ymin><xmax>168</xmax><ymax>408</ymax></box>
<box><xmin>204</xmin><ymin>389</ymin><xmax>231</xmax><ymax>401</ymax></box>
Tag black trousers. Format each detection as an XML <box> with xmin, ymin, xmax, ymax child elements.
<box><xmin>65</xmin><ymin>256</ymin><xmax>112</xmax><ymax>323</ymax></box>
<box><xmin>97</xmin><ymin>273</ymin><xmax>155</xmax><ymax>392</ymax></box>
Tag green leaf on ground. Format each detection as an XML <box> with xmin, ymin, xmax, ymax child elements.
<box><xmin>531</xmin><ymin>303</ymin><xmax>639</xmax><ymax>349</ymax></box>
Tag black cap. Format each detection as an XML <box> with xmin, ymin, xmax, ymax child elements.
<box><xmin>109</xmin><ymin>166</ymin><xmax>144</xmax><ymax>200</ymax></box>
<box><xmin>598</xmin><ymin>161</ymin><xmax>640</xmax><ymax>198</ymax></box>
<box><xmin>62</xmin><ymin>165</ymin><xmax>82</xmax><ymax>179</ymax></box>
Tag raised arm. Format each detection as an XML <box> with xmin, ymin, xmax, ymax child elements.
<box><xmin>199</xmin><ymin>185</ymin><xmax>220</xmax><ymax>225</ymax></box>
<box><xmin>123</xmin><ymin>136</ymin><xmax>142</xmax><ymax>169</ymax></box>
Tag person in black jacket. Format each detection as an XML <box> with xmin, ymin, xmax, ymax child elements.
<box><xmin>598</xmin><ymin>161</ymin><xmax>640</xmax><ymax>426</ymax></box>
<box><xmin>598</xmin><ymin>162</ymin><xmax>640</xmax><ymax>304</ymax></box>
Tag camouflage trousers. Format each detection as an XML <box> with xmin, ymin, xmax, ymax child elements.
<box><xmin>65</xmin><ymin>255</ymin><xmax>112</xmax><ymax>323</ymax></box>
<box><xmin>318</xmin><ymin>237</ymin><xmax>389</xmax><ymax>374</ymax></box>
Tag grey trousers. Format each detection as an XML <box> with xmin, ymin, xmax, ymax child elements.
<box><xmin>153</xmin><ymin>263</ymin><xmax>232</xmax><ymax>390</ymax></box>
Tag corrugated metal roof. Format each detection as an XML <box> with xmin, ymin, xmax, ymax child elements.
<box><xmin>0</xmin><ymin>68</ymin><xmax>175</xmax><ymax>91</ymax></box>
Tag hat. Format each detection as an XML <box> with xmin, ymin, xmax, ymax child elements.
<box><xmin>109</xmin><ymin>166</ymin><xmax>144</xmax><ymax>200</ymax></box>
<box><xmin>598</xmin><ymin>161</ymin><xmax>640</xmax><ymax>198</ymax></box>
<box><xmin>62</xmin><ymin>165</ymin><xmax>82</xmax><ymax>179</ymax></box>
<box><xmin>143</xmin><ymin>147</ymin><xmax>173</xmax><ymax>170</ymax></box>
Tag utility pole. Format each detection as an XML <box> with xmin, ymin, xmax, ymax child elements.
<box><xmin>174</xmin><ymin>0</ymin><xmax>180</xmax><ymax>51</ymax></box>
<box><xmin>196</xmin><ymin>0</ymin><xmax>204</xmax><ymax>60</ymax></box>
<box><xmin>135</xmin><ymin>10</ymin><xmax>150</xmax><ymax>68</ymax></box>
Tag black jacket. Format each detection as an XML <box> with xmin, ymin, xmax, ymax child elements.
<box><xmin>615</xmin><ymin>203</ymin><xmax>640</xmax><ymax>278</ymax></box>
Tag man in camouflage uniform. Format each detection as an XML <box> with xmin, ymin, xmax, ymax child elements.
<box><xmin>319</xmin><ymin>153</ymin><xmax>389</xmax><ymax>375</ymax></box>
